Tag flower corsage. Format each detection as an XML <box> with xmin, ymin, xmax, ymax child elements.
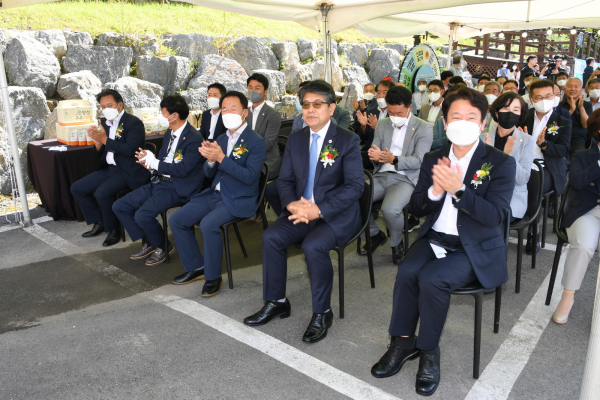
<box><xmin>115</xmin><ymin>124</ymin><xmax>124</xmax><ymax>139</ymax></box>
<box><xmin>173</xmin><ymin>149</ymin><xmax>183</xmax><ymax>164</ymax></box>
<box><xmin>547</xmin><ymin>121</ymin><xmax>561</xmax><ymax>135</ymax></box>
<box><xmin>471</xmin><ymin>162</ymin><xmax>493</xmax><ymax>189</ymax></box>
<box><xmin>319</xmin><ymin>144</ymin><xmax>339</xmax><ymax>168</ymax></box>
<box><xmin>232</xmin><ymin>142</ymin><xmax>249</xmax><ymax>159</ymax></box>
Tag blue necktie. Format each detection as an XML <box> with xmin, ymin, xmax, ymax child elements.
<box><xmin>303</xmin><ymin>133</ymin><xmax>320</xmax><ymax>200</ymax></box>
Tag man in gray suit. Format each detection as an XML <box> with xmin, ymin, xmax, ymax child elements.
<box><xmin>246</xmin><ymin>73</ymin><xmax>282</xmax><ymax>179</ymax></box>
<box><xmin>418</xmin><ymin>79</ymin><xmax>445</xmax><ymax>124</ymax></box>
<box><xmin>358</xmin><ymin>86</ymin><xmax>433</xmax><ymax>263</ymax></box>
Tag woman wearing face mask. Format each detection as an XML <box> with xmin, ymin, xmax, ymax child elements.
<box><xmin>483</xmin><ymin>92</ymin><xmax>534</xmax><ymax>221</ymax></box>
<box><xmin>412</xmin><ymin>79</ymin><xmax>429</xmax><ymax>114</ymax></box>
<box><xmin>497</xmin><ymin>62</ymin><xmax>510</xmax><ymax>79</ymax></box>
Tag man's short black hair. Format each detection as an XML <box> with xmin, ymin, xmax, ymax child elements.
<box><xmin>587</xmin><ymin>78</ymin><xmax>600</xmax><ymax>88</ymax></box>
<box><xmin>160</xmin><ymin>94</ymin><xmax>190</xmax><ymax>120</ymax></box>
<box><xmin>497</xmin><ymin>76</ymin><xmax>507</xmax><ymax>83</ymax></box>
<box><xmin>480</xmin><ymin>72</ymin><xmax>491</xmax><ymax>78</ymax></box>
<box><xmin>385</xmin><ymin>86</ymin><xmax>412</xmax><ymax>108</ymax></box>
<box><xmin>441</xmin><ymin>70</ymin><xmax>454</xmax><ymax>81</ymax></box>
<box><xmin>247</xmin><ymin>73</ymin><xmax>269</xmax><ymax>90</ymax></box>
<box><xmin>299</xmin><ymin>80</ymin><xmax>336</xmax><ymax>104</ymax></box>
<box><xmin>490</xmin><ymin>92</ymin><xmax>528</xmax><ymax>125</ymax></box>
<box><xmin>527</xmin><ymin>55</ymin><xmax>537</xmax><ymax>63</ymax></box>
<box><xmin>220</xmin><ymin>91</ymin><xmax>249</xmax><ymax>109</ymax></box>
<box><xmin>522</xmin><ymin>71</ymin><xmax>534</xmax><ymax>80</ymax></box>
<box><xmin>478</xmin><ymin>76</ymin><xmax>490</xmax><ymax>84</ymax></box>
<box><xmin>376</xmin><ymin>80</ymin><xmax>394</xmax><ymax>90</ymax></box>
<box><xmin>556</xmin><ymin>71</ymin><xmax>569</xmax><ymax>79</ymax></box>
<box><xmin>96</xmin><ymin>89</ymin><xmax>123</xmax><ymax>105</ymax></box>
<box><xmin>427</xmin><ymin>79</ymin><xmax>444</xmax><ymax>91</ymax></box>
<box><xmin>442</xmin><ymin>87</ymin><xmax>488</xmax><ymax>123</ymax></box>
<box><xmin>587</xmin><ymin>57</ymin><xmax>596</xmax><ymax>66</ymax></box>
<box><xmin>503</xmin><ymin>79</ymin><xmax>519</xmax><ymax>88</ymax></box>
<box><xmin>207</xmin><ymin>83</ymin><xmax>227</xmax><ymax>97</ymax></box>
<box><xmin>449</xmin><ymin>76</ymin><xmax>465</xmax><ymax>85</ymax></box>
<box><xmin>447</xmin><ymin>83</ymin><xmax>465</xmax><ymax>94</ymax></box>
<box><xmin>529</xmin><ymin>79</ymin><xmax>555</xmax><ymax>97</ymax></box>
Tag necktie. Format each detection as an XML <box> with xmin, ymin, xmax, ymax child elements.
<box><xmin>303</xmin><ymin>133</ymin><xmax>320</xmax><ymax>200</ymax></box>
<box><xmin>163</xmin><ymin>132</ymin><xmax>176</xmax><ymax>161</ymax></box>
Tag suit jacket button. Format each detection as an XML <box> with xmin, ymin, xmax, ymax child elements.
<box><xmin>597</xmin><ymin>199</ymin><xmax>600</xmax><ymax>204</ymax></box>
<box><xmin>591</xmin><ymin>182</ymin><xmax>595</xmax><ymax>186</ymax></box>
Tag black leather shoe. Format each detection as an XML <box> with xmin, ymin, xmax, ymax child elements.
<box><xmin>407</xmin><ymin>215</ymin><xmax>421</xmax><ymax>232</ymax></box>
<box><xmin>201</xmin><ymin>276</ymin><xmax>223</xmax><ymax>297</ymax></box>
<box><xmin>371</xmin><ymin>336</ymin><xmax>420</xmax><ymax>378</ymax></box>
<box><xmin>358</xmin><ymin>230</ymin><xmax>387</xmax><ymax>256</ymax></box>
<box><xmin>525</xmin><ymin>234</ymin><xmax>540</xmax><ymax>255</ymax></box>
<box><xmin>130</xmin><ymin>242</ymin><xmax>156</xmax><ymax>260</ymax></box>
<box><xmin>302</xmin><ymin>310</ymin><xmax>333</xmax><ymax>344</ymax></box>
<box><xmin>102</xmin><ymin>229</ymin><xmax>121</xmax><ymax>247</ymax></box>
<box><xmin>82</xmin><ymin>222</ymin><xmax>104</xmax><ymax>238</ymax></box>
<box><xmin>145</xmin><ymin>241</ymin><xmax>174</xmax><ymax>265</ymax></box>
<box><xmin>244</xmin><ymin>299</ymin><xmax>291</xmax><ymax>326</ymax></box>
<box><xmin>173</xmin><ymin>268</ymin><xmax>205</xmax><ymax>285</ymax></box>
<box><xmin>392</xmin><ymin>241</ymin><xmax>405</xmax><ymax>264</ymax></box>
<box><xmin>416</xmin><ymin>347</ymin><xmax>441</xmax><ymax>397</ymax></box>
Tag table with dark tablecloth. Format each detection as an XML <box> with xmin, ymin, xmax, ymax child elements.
<box><xmin>27</xmin><ymin>134</ymin><xmax>165</xmax><ymax>221</ymax></box>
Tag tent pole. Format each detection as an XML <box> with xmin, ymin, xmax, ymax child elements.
<box><xmin>0</xmin><ymin>50</ymin><xmax>32</xmax><ymax>227</ymax></box>
<box><xmin>447</xmin><ymin>23</ymin><xmax>457</xmax><ymax>70</ymax></box>
<box><xmin>580</xmin><ymin>267</ymin><xmax>600</xmax><ymax>399</ymax></box>
<box><xmin>320</xmin><ymin>4</ymin><xmax>332</xmax><ymax>84</ymax></box>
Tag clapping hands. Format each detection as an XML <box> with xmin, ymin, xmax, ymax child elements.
<box><xmin>199</xmin><ymin>140</ymin><xmax>225</xmax><ymax>163</ymax></box>
<box><xmin>431</xmin><ymin>157</ymin><xmax>463</xmax><ymax>197</ymax></box>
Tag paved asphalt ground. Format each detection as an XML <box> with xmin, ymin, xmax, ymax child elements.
<box><xmin>0</xmin><ymin>205</ymin><xmax>596</xmax><ymax>399</ymax></box>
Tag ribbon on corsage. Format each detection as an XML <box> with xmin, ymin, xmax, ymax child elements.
<box><xmin>471</xmin><ymin>162</ymin><xmax>493</xmax><ymax>189</ymax></box>
<box><xmin>319</xmin><ymin>144</ymin><xmax>339</xmax><ymax>168</ymax></box>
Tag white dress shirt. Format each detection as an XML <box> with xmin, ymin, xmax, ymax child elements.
<box><xmin>379</xmin><ymin>114</ymin><xmax>410</xmax><ymax>175</ymax></box>
<box><xmin>428</xmin><ymin>142</ymin><xmax>479</xmax><ymax>236</ymax></box>
<box><xmin>427</xmin><ymin>100</ymin><xmax>443</xmax><ymax>123</ymax></box>
<box><xmin>208</xmin><ymin>123</ymin><xmax>247</xmax><ymax>191</ymax></box>
<box><xmin>532</xmin><ymin>111</ymin><xmax>551</xmax><ymax>160</ymax></box>
<box><xmin>104</xmin><ymin>109</ymin><xmax>125</xmax><ymax>166</ymax></box>
<box><xmin>251</xmin><ymin>101</ymin><xmax>265</xmax><ymax>131</ymax></box>
<box><xmin>209</xmin><ymin>109</ymin><xmax>221</xmax><ymax>139</ymax></box>
<box><xmin>307</xmin><ymin>120</ymin><xmax>330</xmax><ymax>201</ymax></box>
<box><xmin>378</xmin><ymin>107</ymin><xmax>388</xmax><ymax>120</ymax></box>
<box><xmin>148</xmin><ymin>121</ymin><xmax>187</xmax><ymax>177</ymax></box>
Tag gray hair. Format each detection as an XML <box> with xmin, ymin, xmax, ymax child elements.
<box><xmin>485</xmin><ymin>81</ymin><xmax>502</xmax><ymax>92</ymax></box>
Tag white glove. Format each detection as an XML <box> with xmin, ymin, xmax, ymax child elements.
<box><xmin>140</xmin><ymin>151</ymin><xmax>159</xmax><ymax>171</ymax></box>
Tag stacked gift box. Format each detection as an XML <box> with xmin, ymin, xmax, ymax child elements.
<box><xmin>56</xmin><ymin>100</ymin><xmax>97</xmax><ymax>146</ymax></box>
<box><xmin>131</xmin><ymin>108</ymin><xmax>164</xmax><ymax>135</ymax></box>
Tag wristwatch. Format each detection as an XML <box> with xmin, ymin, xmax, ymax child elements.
<box><xmin>318</xmin><ymin>211</ymin><xmax>324</xmax><ymax>219</ymax></box>
<box><xmin>393</xmin><ymin>156</ymin><xmax>399</xmax><ymax>166</ymax></box>
<box><xmin>452</xmin><ymin>184</ymin><xmax>466</xmax><ymax>201</ymax></box>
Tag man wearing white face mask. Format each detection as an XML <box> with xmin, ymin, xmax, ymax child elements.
<box><xmin>418</xmin><ymin>79</ymin><xmax>445</xmax><ymax>124</ymax></box>
<box><xmin>585</xmin><ymin>78</ymin><xmax>600</xmax><ymax>112</ymax></box>
<box><xmin>476</xmin><ymin>76</ymin><xmax>490</xmax><ymax>93</ymax></box>
<box><xmin>371</xmin><ymin>87</ymin><xmax>516</xmax><ymax>396</ymax></box>
<box><xmin>71</xmin><ymin>89</ymin><xmax>149</xmax><ymax>247</ymax></box>
<box><xmin>412</xmin><ymin>79</ymin><xmax>429</xmax><ymax>113</ymax></box>
<box><xmin>483</xmin><ymin>81</ymin><xmax>501</xmax><ymax>133</ymax></box>
<box><xmin>359</xmin><ymin>86</ymin><xmax>433</xmax><ymax>264</ymax></box>
<box><xmin>199</xmin><ymin>83</ymin><xmax>226</xmax><ymax>142</ymax></box>
<box><xmin>169</xmin><ymin>91</ymin><xmax>266</xmax><ymax>298</ymax></box>
<box><xmin>354</xmin><ymin>79</ymin><xmax>394</xmax><ymax>155</ymax></box>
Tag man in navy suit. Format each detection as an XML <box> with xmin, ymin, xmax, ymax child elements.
<box><xmin>169</xmin><ymin>91</ymin><xmax>266</xmax><ymax>297</ymax></box>
<box><xmin>199</xmin><ymin>83</ymin><xmax>227</xmax><ymax>142</ymax></box>
<box><xmin>243</xmin><ymin>80</ymin><xmax>364</xmax><ymax>344</ymax></box>
<box><xmin>112</xmin><ymin>95</ymin><xmax>204</xmax><ymax>267</ymax></box>
<box><xmin>371</xmin><ymin>87</ymin><xmax>516</xmax><ymax>396</ymax></box>
<box><xmin>71</xmin><ymin>89</ymin><xmax>150</xmax><ymax>247</ymax></box>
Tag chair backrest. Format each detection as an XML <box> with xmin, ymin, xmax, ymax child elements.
<box><xmin>145</xmin><ymin>141</ymin><xmax>157</xmax><ymax>154</ymax></box>
<box><xmin>277</xmin><ymin>135</ymin><xmax>287</xmax><ymax>157</ymax></box>
<box><xmin>279</xmin><ymin>119</ymin><xmax>294</xmax><ymax>138</ymax></box>
<box><xmin>255</xmin><ymin>162</ymin><xmax>270</xmax><ymax>212</ymax></box>
<box><xmin>522</xmin><ymin>160</ymin><xmax>544</xmax><ymax>223</ymax></box>
<box><xmin>554</xmin><ymin>181</ymin><xmax>572</xmax><ymax>242</ymax></box>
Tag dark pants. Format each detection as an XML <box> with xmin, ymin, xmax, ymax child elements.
<box><xmin>262</xmin><ymin>216</ymin><xmax>338</xmax><ymax>313</ymax></box>
<box><xmin>389</xmin><ymin>230</ymin><xmax>477</xmax><ymax>351</ymax></box>
<box><xmin>112</xmin><ymin>180</ymin><xmax>184</xmax><ymax>247</ymax></box>
<box><xmin>264</xmin><ymin>179</ymin><xmax>282</xmax><ymax>217</ymax></box>
<box><xmin>169</xmin><ymin>191</ymin><xmax>236</xmax><ymax>280</ymax></box>
<box><xmin>70</xmin><ymin>167</ymin><xmax>129</xmax><ymax>231</ymax></box>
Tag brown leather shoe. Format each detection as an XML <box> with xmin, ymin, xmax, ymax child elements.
<box><xmin>145</xmin><ymin>241</ymin><xmax>174</xmax><ymax>266</ymax></box>
<box><xmin>392</xmin><ymin>241</ymin><xmax>405</xmax><ymax>264</ymax></box>
<box><xmin>130</xmin><ymin>242</ymin><xmax>156</xmax><ymax>260</ymax></box>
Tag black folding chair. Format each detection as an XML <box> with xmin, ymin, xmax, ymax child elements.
<box><xmin>541</xmin><ymin>189</ymin><xmax>558</xmax><ymax>248</ymax></box>
<box><xmin>510</xmin><ymin>159</ymin><xmax>544</xmax><ymax>293</ymax></box>
<box><xmin>546</xmin><ymin>183</ymin><xmax>573</xmax><ymax>305</ymax></box>
<box><xmin>279</xmin><ymin>119</ymin><xmax>294</xmax><ymax>138</ymax></box>
<box><xmin>160</xmin><ymin>202</ymin><xmax>187</xmax><ymax>264</ymax></box>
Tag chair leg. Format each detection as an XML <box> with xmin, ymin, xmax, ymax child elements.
<box><xmin>121</xmin><ymin>223</ymin><xmax>126</xmax><ymax>242</ymax></box>
<box><xmin>542</xmin><ymin>196</ymin><xmax>548</xmax><ymax>248</ymax></box>
<box><xmin>260</xmin><ymin>202</ymin><xmax>268</xmax><ymax>230</ymax></box>
<box><xmin>338</xmin><ymin>248</ymin><xmax>345</xmax><ymax>319</ymax></box>
<box><xmin>222</xmin><ymin>226</ymin><xmax>234</xmax><ymax>289</ymax></box>
<box><xmin>552</xmin><ymin>193</ymin><xmax>558</xmax><ymax>234</ymax></box>
<box><xmin>233</xmin><ymin>223</ymin><xmax>248</xmax><ymax>258</ymax></box>
<box><xmin>545</xmin><ymin>239</ymin><xmax>565</xmax><ymax>306</ymax></box>
<box><xmin>403</xmin><ymin>211</ymin><xmax>409</xmax><ymax>254</ymax></box>
<box><xmin>494</xmin><ymin>285</ymin><xmax>502</xmax><ymax>334</ymax></box>
<box><xmin>531</xmin><ymin>218</ymin><xmax>538</xmax><ymax>269</ymax></box>
<box><xmin>162</xmin><ymin>212</ymin><xmax>169</xmax><ymax>264</ymax></box>
<box><xmin>473</xmin><ymin>291</ymin><xmax>483</xmax><ymax>379</ymax></box>
<box><xmin>515</xmin><ymin>229</ymin><xmax>523</xmax><ymax>293</ymax></box>
<box><xmin>365</xmin><ymin>229</ymin><xmax>375</xmax><ymax>288</ymax></box>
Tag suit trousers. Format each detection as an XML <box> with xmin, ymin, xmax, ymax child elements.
<box><xmin>169</xmin><ymin>191</ymin><xmax>236</xmax><ymax>280</ymax></box>
<box><xmin>70</xmin><ymin>167</ymin><xmax>130</xmax><ymax>232</ymax></box>
<box><xmin>262</xmin><ymin>216</ymin><xmax>338</xmax><ymax>313</ymax></box>
<box><xmin>264</xmin><ymin>179</ymin><xmax>282</xmax><ymax>217</ymax></box>
<box><xmin>563</xmin><ymin>205</ymin><xmax>600</xmax><ymax>290</ymax></box>
<box><xmin>389</xmin><ymin>230</ymin><xmax>477</xmax><ymax>351</ymax></box>
<box><xmin>367</xmin><ymin>172</ymin><xmax>415</xmax><ymax>247</ymax></box>
<box><xmin>112</xmin><ymin>181</ymin><xmax>184</xmax><ymax>247</ymax></box>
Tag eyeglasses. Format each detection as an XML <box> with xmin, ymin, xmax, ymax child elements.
<box><xmin>532</xmin><ymin>94</ymin><xmax>555</xmax><ymax>101</ymax></box>
<box><xmin>302</xmin><ymin>101</ymin><xmax>330</xmax><ymax>109</ymax></box>
<box><xmin>504</xmin><ymin>87</ymin><xmax>518</xmax><ymax>93</ymax></box>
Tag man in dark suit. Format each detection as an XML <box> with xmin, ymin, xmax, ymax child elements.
<box><xmin>559</xmin><ymin>77</ymin><xmax>592</xmax><ymax>156</ymax></box>
<box><xmin>583</xmin><ymin>57</ymin><xmax>595</xmax><ymax>88</ymax></box>
<box><xmin>371</xmin><ymin>87</ymin><xmax>516</xmax><ymax>396</ymax></box>
<box><xmin>112</xmin><ymin>95</ymin><xmax>204</xmax><ymax>267</ymax></box>
<box><xmin>199</xmin><ymin>83</ymin><xmax>227</xmax><ymax>142</ymax></box>
<box><xmin>169</xmin><ymin>91</ymin><xmax>266</xmax><ymax>297</ymax></box>
<box><xmin>243</xmin><ymin>80</ymin><xmax>364</xmax><ymax>344</ymax></box>
<box><xmin>71</xmin><ymin>89</ymin><xmax>150</xmax><ymax>247</ymax></box>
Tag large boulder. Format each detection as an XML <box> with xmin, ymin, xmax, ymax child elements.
<box><xmin>160</xmin><ymin>33</ymin><xmax>218</xmax><ymax>62</ymax></box>
<box><xmin>224</xmin><ymin>36</ymin><xmax>278</xmax><ymax>75</ymax></box>
<box><xmin>339</xmin><ymin>82</ymin><xmax>363</xmax><ymax>112</ymax></box>
<box><xmin>272</xmin><ymin>42</ymin><xmax>300</xmax><ymax>68</ymax></box>
<box><xmin>342</xmin><ymin>66</ymin><xmax>371</xmax><ymax>87</ymax></box>
<box><xmin>316</xmin><ymin>41</ymin><xmax>339</xmax><ymax>64</ymax></box>
<box><xmin>136</xmin><ymin>55</ymin><xmax>193</xmax><ymax>94</ymax></box>
<box><xmin>180</xmin><ymin>88</ymin><xmax>208</xmax><ymax>112</ymax></box>
<box><xmin>188</xmin><ymin>54</ymin><xmax>248</xmax><ymax>93</ymax></box>
<box><xmin>307</xmin><ymin>60</ymin><xmax>343</xmax><ymax>91</ymax></box>
<box><xmin>97</xmin><ymin>32</ymin><xmax>159</xmax><ymax>58</ymax></box>
<box><xmin>251</xmin><ymin>69</ymin><xmax>285</xmax><ymax>102</ymax></box>
<box><xmin>34</xmin><ymin>29</ymin><xmax>67</xmax><ymax>58</ymax></box>
<box><xmin>0</xmin><ymin>29</ymin><xmax>9</xmax><ymax>54</ymax></box>
<box><xmin>103</xmin><ymin>77</ymin><xmax>164</xmax><ymax>114</ymax></box>
<box><xmin>63</xmin><ymin>30</ymin><xmax>93</xmax><ymax>46</ymax></box>
<box><xmin>297</xmin><ymin>38</ymin><xmax>318</xmax><ymax>62</ymax></box>
<box><xmin>0</xmin><ymin>87</ymin><xmax>50</xmax><ymax>194</ymax></box>
<box><xmin>383</xmin><ymin>43</ymin><xmax>405</xmax><ymax>55</ymax></box>
<box><xmin>364</xmin><ymin>43</ymin><xmax>379</xmax><ymax>51</ymax></box>
<box><xmin>366</xmin><ymin>48</ymin><xmax>400</xmax><ymax>84</ymax></box>
<box><xmin>281</xmin><ymin>63</ymin><xmax>312</xmax><ymax>94</ymax></box>
<box><xmin>56</xmin><ymin>70</ymin><xmax>102</xmax><ymax>110</ymax></box>
<box><xmin>4</xmin><ymin>37</ymin><xmax>61</xmax><ymax>97</ymax></box>
<box><xmin>338</xmin><ymin>43</ymin><xmax>368</xmax><ymax>67</ymax></box>
<box><xmin>63</xmin><ymin>45</ymin><xmax>133</xmax><ymax>85</ymax></box>
<box><xmin>44</xmin><ymin>108</ymin><xmax>58</xmax><ymax>140</ymax></box>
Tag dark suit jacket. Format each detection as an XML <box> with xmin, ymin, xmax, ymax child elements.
<box><xmin>199</xmin><ymin>109</ymin><xmax>226</xmax><ymax>141</ymax></box>
<box><xmin>156</xmin><ymin>123</ymin><xmax>205</xmax><ymax>199</ymax></box>
<box><xmin>562</xmin><ymin>146</ymin><xmax>600</xmax><ymax>228</ymax></box>
<box><xmin>583</xmin><ymin>65</ymin><xmax>594</xmax><ymax>88</ymax></box>
<box><xmin>523</xmin><ymin>109</ymin><xmax>572</xmax><ymax>194</ymax></box>
<box><xmin>559</xmin><ymin>98</ymin><xmax>593</xmax><ymax>141</ymax></box>
<box><xmin>246</xmin><ymin>103</ymin><xmax>281</xmax><ymax>179</ymax></box>
<box><xmin>93</xmin><ymin>111</ymin><xmax>150</xmax><ymax>190</ymax></box>
<box><xmin>197</xmin><ymin>126</ymin><xmax>266</xmax><ymax>218</ymax></box>
<box><xmin>351</xmin><ymin>102</ymin><xmax>380</xmax><ymax>151</ymax></box>
<box><xmin>278</xmin><ymin>122</ymin><xmax>364</xmax><ymax>246</ymax></box>
<box><xmin>332</xmin><ymin>105</ymin><xmax>350</xmax><ymax>129</ymax></box>
<box><xmin>409</xmin><ymin>141</ymin><xmax>516</xmax><ymax>289</ymax></box>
